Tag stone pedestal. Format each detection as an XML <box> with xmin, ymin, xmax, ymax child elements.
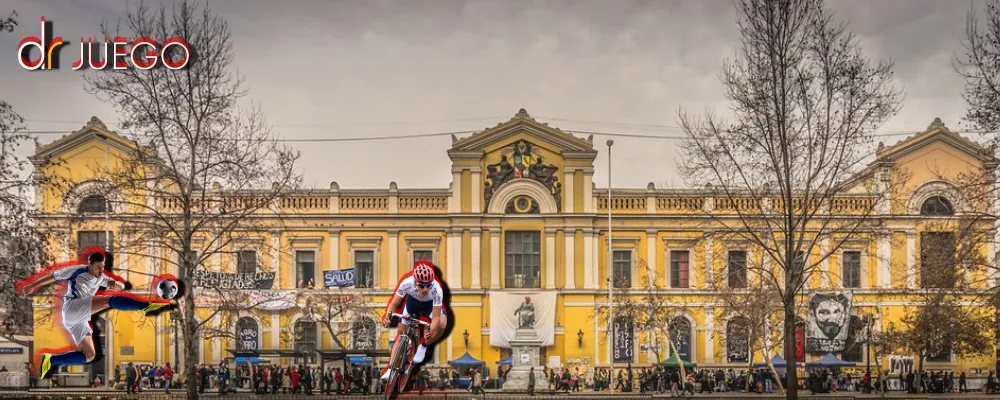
<box><xmin>502</xmin><ymin>328</ymin><xmax>546</xmax><ymax>391</ymax></box>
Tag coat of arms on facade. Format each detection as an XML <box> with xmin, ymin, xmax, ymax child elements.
<box><xmin>484</xmin><ymin>140</ymin><xmax>561</xmax><ymax>212</ymax></box>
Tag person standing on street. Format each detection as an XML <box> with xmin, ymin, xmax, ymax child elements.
<box><xmin>125</xmin><ymin>362</ymin><xmax>136</xmax><ymax>394</ymax></box>
<box><xmin>528</xmin><ymin>367</ymin><xmax>536</xmax><ymax>395</ymax></box>
<box><xmin>163</xmin><ymin>362</ymin><xmax>173</xmax><ymax>394</ymax></box>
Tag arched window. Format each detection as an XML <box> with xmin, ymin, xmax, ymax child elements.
<box><xmin>920</xmin><ymin>196</ymin><xmax>954</xmax><ymax>216</ymax></box>
<box><xmin>726</xmin><ymin>317</ymin><xmax>750</xmax><ymax>363</ymax></box>
<box><xmin>236</xmin><ymin>317</ymin><xmax>259</xmax><ymax>351</ymax></box>
<box><xmin>668</xmin><ymin>317</ymin><xmax>692</xmax><ymax>361</ymax></box>
<box><xmin>78</xmin><ymin>195</ymin><xmax>111</xmax><ymax>214</ymax></box>
<box><xmin>351</xmin><ymin>317</ymin><xmax>378</xmax><ymax>350</ymax></box>
<box><xmin>294</xmin><ymin>320</ymin><xmax>317</xmax><ymax>364</ymax></box>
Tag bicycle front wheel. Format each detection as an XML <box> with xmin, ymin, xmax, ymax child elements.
<box><xmin>384</xmin><ymin>336</ymin><xmax>411</xmax><ymax>400</ymax></box>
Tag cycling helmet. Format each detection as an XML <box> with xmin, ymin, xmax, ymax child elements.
<box><xmin>413</xmin><ymin>260</ymin><xmax>435</xmax><ymax>283</ymax></box>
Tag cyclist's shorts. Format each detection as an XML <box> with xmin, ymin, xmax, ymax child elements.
<box><xmin>401</xmin><ymin>295</ymin><xmax>446</xmax><ymax>325</ymax></box>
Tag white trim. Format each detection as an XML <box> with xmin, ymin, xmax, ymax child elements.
<box><xmin>703</xmin><ymin>307</ymin><xmax>715</xmax><ymax>363</ymax></box>
<box><xmin>704</xmin><ymin>235</ymin><xmax>714</xmax><ymax>288</ymax></box>
<box><xmin>646</xmin><ymin>231</ymin><xmax>656</xmax><ymax>287</ymax></box>
<box><xmin>271</xmin><ymin>312</ymin><xmax>280</xmax><ymax>350</ymax></box>
<box><xmin>664</xmin><ymin>245</ymin><xmax>695</xmax><ymax>289</ymax></box>
<box><xmin>907</xmin><ymin>232</ymin><xmax>917</xmax><ymax>289</ymax></box>
<box><xmin>820</xmin><ymin>238</ymin><xmax>830</xmax><ymax>288</ymax></box>
<box><xmin>906</xmin><ymin>180</ymin><xmax>964</xmax><ymax>215</ymax></box>
<box><xmin>348</xmin><ymin>237</ymin><xmax>382</xmax><ymax>288</ymax></box>
<box><xmin>564</xmin><ymin>170</ymin><xmax>575</xmax><ymax>212</ymax></box>
<box><xmin>155</xmin><ymin>314</ymin><xmax>162</xmax><ymax>365</ymax></box>
<box><xmin>329</xmin><ymin>231</ymin><xmax>340</xmax><ymax>271</ymax></box>
<box><xmin>471</xmin><ymin>170</ymin><xmax>482</xmax><ymax>213</ymax></box>
<box><xmin>583</xmin><ymin>232</ymin><xmax>595</xmax><ymax>289</ymax></box>
<box><xmin>405</xmin><ymin>236</ymin><xmax>441</xmax><ymax>267</ymax></box>
<box><xmin>451</xmin><ymin>302</ymin><xmax>483</xmax><ymax>307</ymax></box>
<box><xmin>212</xmin><ymin>318</ymin><xmax>221</xmax><ymax>363</ymax></box>
<box><xmin>487</xmin><ymin>179</ymin><xmax>559</xmax><ymax>215</ymax></box>
<box><xmin>565</xmin><ymin>231</ymin><xmax>577</xmax><ymax>289</ymax></box>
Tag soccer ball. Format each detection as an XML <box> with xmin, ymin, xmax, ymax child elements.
<box><xmin>156</xmin><ymin>278</ymin><xmax>179</xmax><ymax>300</ymax></box>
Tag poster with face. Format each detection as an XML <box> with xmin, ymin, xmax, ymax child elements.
<box><xmin>806</xmin><ymin>291</ymin><xmax>852</xmax><ymax>353</ymax></box>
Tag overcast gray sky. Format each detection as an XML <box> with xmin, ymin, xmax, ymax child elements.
<box><xmin>0</xmin><ymin>0</ymin><xmax>983</xmax><ymax>190</ymax></box>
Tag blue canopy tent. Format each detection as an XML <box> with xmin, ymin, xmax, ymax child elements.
<box><xmin>234</xmin><ymin>356</ymin><xmax>268</xmax><ymax>364</ymax></box>
<box><xmin>448</xmin><ymin>352</ymin><xmax>485</xmax><ymax>390</ymax></box>
<box><xmin>752</xmin><ymin>354</ymin><xmax>803</xmax><ymax>368</ymax></box>
<box><xmin>806</xmin><ymin>353</ymin><xmax>856</xmax><ymax>368</ymax></box>
<box><xmin>497</xmin><ymin>356</ymin><xmax>512</xmax><ymax>365</ymax></box>
<box><xmin>348</xmin><ymin>356</ymin><xmax>372</xmax><ymax>365</ymax></box>
<box><xmin>448</xmin><ymin>352</ymin><xmax>485</xmax><ymax>368</ymax></box>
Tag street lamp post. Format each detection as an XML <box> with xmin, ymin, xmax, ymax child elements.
<box><xmin>606</xmin><ymin>139</ymin><xmax>614</xmax><ymax>393</ymax></box>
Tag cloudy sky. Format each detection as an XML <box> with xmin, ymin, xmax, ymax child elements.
<box><xmin>0</xmin><ymin>0</ymin><xmax>985</xmax><ymax>190</ymax></box>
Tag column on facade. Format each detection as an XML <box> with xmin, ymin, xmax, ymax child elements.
<box><xmin>155</xmin><ymin>314</ymin><xmax>162</xmax><ymax>364</ymax></box>
<box><xmin>545</xmin><ymin>230</ymin><xmax>556</xmax><ymax>289</ymax></box>
<box><xmin>490</xmin><ymin>229</ymin><xmax>501</xmax><ymax>288</ymax></box>
<box><xmin>583</xmin><ymin>168</ymin><xmax>595</xmax><ymax>213</ymax></box>
<box><xmin>271</xmin><ymin>313</ymin><xmax>280</xmax><ymax>349</ymax></box>
<box><xmin>703</xmin><ymin>307</ymin><xmax>715</xmax><ymax>364</ymax></box>
<box><xmin>703</xmin><ymin>233</ymin><xmax>713</xmax><ymax>289</ymax></box>
<box><xmin>906</xmin><ymin>231</ymin><xmax>917</xmax><ymax>289</ymax></box>
<box><xmin>583</xmin><ymin>229</ymin><xmax>596</xmax><ymax>289</ymax></box>
<box><xmin>988</xmin><ymin>238</ymin><xmax>997</xmax><ymax>289</ymax></box>
<box><xmin>329</xmin><ymin>231</ymin><xmax>340</xmax><ymax>270</ymax></box>
<box><xmin>877</xmin><ymin>232</ymin><xmax>891</xmax><ymax>288</ymax></box>
<box><xmin>645</xmin><ymin>230</ymin><xmax>656</xmax><ymax>286</ymax></box>
<box><xmin>449</xmin><ymin>168</ymin><xmax>462</xmax><ymax>213</ymax></box>
<box><xmin>471</xmin><ymin>167</ymin><xmax>482</xmax><ymax>213</ymax></box>
<box><xmin>563</xmin><ymin>168</ymin><xmax>575</xmax><ymax>212</ymax></box>
<box><xmin>471</xmin><ymin>229</ymin><xmax>482</xmax><ymax>289</ymax></box>
<box><xmin>389</xmin><ymin>230</ymin><xmax>399</xmax><ymax>283</ymax></box>
<box><xmin>448</xmin><ymin>230</ymin><xmax>462</xmax><ymax>285</ymax></box>
<box><xmin>820</xmin><ymin>237</ymin><xmax>830</xmax><ymax>288</ymax></box>
<box><xmin>212</xmin><ymin>318</ymin><xmax>221</xmax><ymax>363</ymax></box>
<box><xmin>565</xmin><ymin>230</ymin><xmax>576</xmax><ymax>289</ymax></box>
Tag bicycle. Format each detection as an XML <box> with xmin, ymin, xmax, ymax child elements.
<box><xmin>384</xmin><ymin>312</ymin><xmax>431</xmax><ymax>400</ymax></box>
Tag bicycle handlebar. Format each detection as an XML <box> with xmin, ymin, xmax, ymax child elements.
<box><xmin>391</xmin><ymin>312</ymin><xmax>431</xmax><ymax>326</ymax></box>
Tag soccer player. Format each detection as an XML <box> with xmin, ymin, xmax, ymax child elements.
<box><xmin>17</xmin><ymin>252</ymin><xmax>172</xmax><ymax>378</ymax></box>
<box><xmin>379</xmin><ymin>260</ymin><xmax>447</xmax><ymax>380</ymax></box>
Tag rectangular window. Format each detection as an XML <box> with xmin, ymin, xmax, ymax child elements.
<box><xmin>728</xmin><ymin>250</ymin><xmax>747</xmax><ymax>288</ymax></box>
<box><xmin>670</xmin><ymin>250</ymin><xmax>690</xmax><ymax>288</ymax></box>
<box><xmin>296</xmin><ymin>251</ymin><xmax>316</xmax><ymax>288</ymax></box>
<box><xmin>613</xmin><ymin>250</ymin><xmax>632</xmax><ymax>288</ymax></box>
<box><xmin>177</xmin><ymin>250</ymin><xmax>198</xmax><ymax>281</ymax></box>
<box><xmin>237</xmin><ymin>250</ymin><xmax>257</xmax><ymax>274</ymax></box>
<box><xmin>920</xmin><ymin>232</ymin><xmax>957</xmax><ymax>288</ymax></box>
<box><xmin>505</xmin><ymin>231</ymin><xmax>541</xmax><ymax>289</ymax></box>
<box><xmin>354</xmin><ymin>250</ymin><xmax>374</xmax><ymax>288</ymax></box>
<box><xmin>77</xmin><ymin>231</ymin><xmax>114</xmax><ymax>253</ymax></box>
<box><xmin>413</xmin><ymin>250</ymin><xmax>434</xmax><ymax>265</ymax></box>
<box><xmin>842</xmin><ymin>251</ymin><xmax>861</xmax><ymax>288</ymax></box>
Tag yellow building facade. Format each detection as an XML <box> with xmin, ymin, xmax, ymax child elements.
<box><xmin>29</xmin><ymin>111</ymin><xmax>999</xmax><ymax>381</ymax></box>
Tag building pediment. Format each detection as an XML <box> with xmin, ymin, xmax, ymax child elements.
<box><xmin>448</xmin><ymin>108</ymin><xmax>597</xmax><ymax>160</ymax></box>
<box><xmin>29</xmin><ymin>116</ymin><xmax>139</xmax><ymax>164</ymax></box>
<box><xmin>875</xmin><ymin>117</ymin><xmax>997</xmax><ymax>164</ymax></box>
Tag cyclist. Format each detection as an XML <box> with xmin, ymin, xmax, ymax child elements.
<box><xmin>379</xmin><ymin>260</ymin><xmax>447</xmax><ymax>380</ymax></box>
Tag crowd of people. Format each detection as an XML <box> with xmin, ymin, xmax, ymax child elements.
<box><xmin>87</xmin><ymin>361</ymin><xmax>997</xmax><ymax>395</ymax></box>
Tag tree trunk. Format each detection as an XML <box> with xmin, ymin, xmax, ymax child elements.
<box><xmin>183</xmin><ymin>286</ymin><xmax>199</xmax><ymax>399</ymax></box>
<box><xmin>783</xmin><ymin>298</ymin><xmax>798</xmax><ymax>399</ymax></box>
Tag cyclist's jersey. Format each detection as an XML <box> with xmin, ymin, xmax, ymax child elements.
<box><xmin>393</xmin><ymin>271</ymin><xmax>443</xmax><ymax>306</ymax></box>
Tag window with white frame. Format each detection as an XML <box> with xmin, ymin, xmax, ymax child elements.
<box><xmin>670</xmin><ymin>250</ymin><xmax>690</xmax><ymax>288</ymax></box>
<box><xmin>237</xmin><ymin>250</ymin><xmax>257</xmax><ymax>274</ymax></box>
<box><xmin>842</xmin><ymin>251</ymin><xmax>861</xmax><ymax>288</ymax></box>
<box><xmin>296</xmin><ymin>251</ymin><xmax>316</xmax><ymax>288</ymax></box>
<box><xmin>613</xmin><ymin>250</ymin><xmax>632</xmax><ymax>288</ymax></box>
<box><xmin>355</xmin><ymin>250</ymin><xmax>375</xmax><ymax>288</ymax></box>
<box><xmin>413</xmin><ymin>250</ymin><xmax>434</xmax><ymax>265</ymax></box>
<box><xmin>505</xmin><ymin>231</ymin><xmax>541</xmax><ymax>289</ymax></box>
<box><xmin>728</xmin><ymin>250</ymin><xmax>747</xmax><ymax>289</ymax></box>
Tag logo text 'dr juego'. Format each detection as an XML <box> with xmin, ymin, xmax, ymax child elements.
<box><xmin>18</xmin><ymin>17</ymin><xmax>190</xmax><ymax>71</ymax></box>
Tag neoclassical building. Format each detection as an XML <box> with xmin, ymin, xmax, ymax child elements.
<box><xmin>29</xmin><ymin>110</ymin><xmax>999</xmax><ymax>382</ymax></box>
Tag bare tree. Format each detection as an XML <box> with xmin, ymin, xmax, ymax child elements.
<box><xmin>679</xmin><ymin>1</ymin><xmax>901</xmax><ymax>397</ymax></box>
<box><xmin>0</xmin><ymin>10</ymin><xmax>58</xmax><ymax>346</ymax></box>
<box><xmin>64</xmin><ymin>1</ymin><xmax>301</xmax><ymax>397</ymax></box>
<box><xmin>299</xmin><ymin>289</ymin><xmax>377</xmax><ymax>351</ymax></box>
<box><xmin>958</xmin><ymin>0</ymin><xmax>1000</xmax><ymax>134</ymax></box>
<box><xmin>712</xmin><ymin>259</ymin><xmax>790</xmax><ymax>393</ymax></box>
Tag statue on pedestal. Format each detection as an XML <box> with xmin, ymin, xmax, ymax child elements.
<box><xmin>514</xmin><ymin>296</ymin><xmax>535</xmax><ymax>329</ymax></box>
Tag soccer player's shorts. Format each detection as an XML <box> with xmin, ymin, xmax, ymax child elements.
<box><xmin>400</xmin><ymin>296</ymin><xmax>446</xmax><ymax>325</ymax></box>
<box><xmin>61</xmin><ymin>297</ymin><xmax>95</xmax><ymax>345</ymax></box>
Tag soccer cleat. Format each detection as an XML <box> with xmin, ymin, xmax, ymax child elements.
<box><xmin>142</xmin><ymin>302</ymin><xmax>171</xmax><ymax>316</ymax></box>
<box><xmin>412</xmin><ymin>344</ymin><xmax>428</xmax><ymax>364</ymax></box>
<box><xmin>40</xmin><ymin>354</ymin><xmax>53</xmax><ymax>379</ymax></box>
<box><xmin>380</xmin><ymin>366</ymin><xmax>392</xmax><ymax>381</ymax></box>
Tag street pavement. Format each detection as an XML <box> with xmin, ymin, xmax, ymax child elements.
<box><xmin>0</xmin><ymin>388</ymin><xmax>999</xmax><ymax>400</ymax></box>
